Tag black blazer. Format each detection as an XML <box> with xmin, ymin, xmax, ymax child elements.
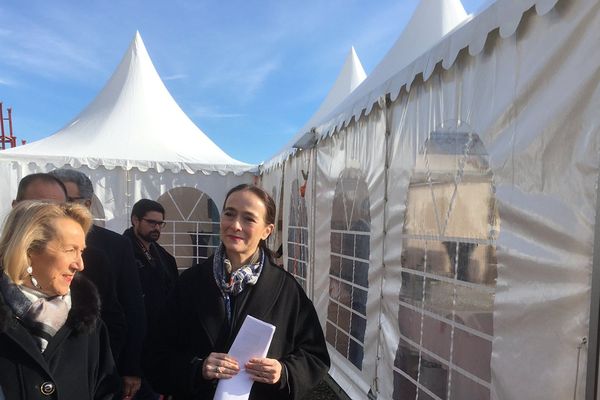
<box><xmin>122</xmin><ymin>227</ymin><xmax>178</xmax><ymax>334</ymax></box>
<box><xmin>146</xmin><ymin>256</ymin><xmax>330</xmax><ymax>399</ymax></box>
<box><xmin>87</xmin><ymin>225</ymin><xmax>146</xmax><ymax>377</ymax></box>
<box><xmin>0</xmin><ymin>275</ymin><xmax>120</xmax><ymax>400</ymax></box>
<box><xmin>82</xmin><ymin>246</ymin><xmax>127</xmax><ymax>360</ymax></box>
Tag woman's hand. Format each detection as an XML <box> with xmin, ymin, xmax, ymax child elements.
<box><xmin>202</xmin><ymin>352</ymin><xmax>240</xmax><ymax>380</ymax></box>
<box><xmin>245</xmin><ymin>357</ymin><xmax>282</xmax><ymax>385</ymax></box>
<box><xmin>121</xmin><ymin>376</ymin><xmax>141</xmax><ymax>399</ymax></box>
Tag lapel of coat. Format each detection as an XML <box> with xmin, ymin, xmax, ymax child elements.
<box><xmin>193</xmin><ymin>261</ymin><xmax>227</xmax><ymax>350</ymax></box>
<box><xmin>43</xmin><ymin>324</ymin><xmax>72</xmax><ymax>360</ymax></box>
<box><xmin>5</xmin><ymin>321</ymin><xmax>54</xmax><ymax>377</ymax></box>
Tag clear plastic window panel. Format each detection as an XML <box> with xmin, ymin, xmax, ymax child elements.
<box><xmin>393</xmin><ymin>128</ymin><xmax>498</xmax><ymax>400</ymax></box>
<box><xmin>327</xmin><ymin>169</ymin><xmax>371</xmax><ymax>370</ymax></box>
<box><xmin>287</xmin><ymin>179</ymin><xmax>309</xmax><ymax>289</ymax></box>
<box><xmin>157</xmin><ymin>187</ymin><xmax>221</xmax><ymax>270</ymax></box>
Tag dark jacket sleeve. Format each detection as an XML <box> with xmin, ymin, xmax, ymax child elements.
<box><xmin>250</xmin><ymin>274</ymin><xmax>331</xmax><ymax>400</ymax></box>
<box><xmin>144</xmin><ymin>274</ymin><xmax>214</xmax><ymax>398</ymax></box>
<box><xmin>93</xmin><ymin>320</ymin><xmax>122</xmax><ymax>400</ymax></box>
<box><xmin>115</xmin><ymin>236</ymin><xmax>146</xmax><ymax>377</ymax></box>
<box><xmin>82</xmin><ymin>247</ymin><xmax>127</xmax><ymax>360</ymax></box>
<box><xmin>279</xmin><ymin>291</ymin><xmax>330</xmax><ymax>399</ymax></box>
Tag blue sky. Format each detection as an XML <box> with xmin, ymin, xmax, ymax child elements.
<box><xmin>0</xmin><ymin>0</ymin><xmax>488</xmax><ymax>165</ymax></box>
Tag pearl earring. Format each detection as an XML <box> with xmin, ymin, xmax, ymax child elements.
<box><xmin>27</xmin><ymin>266</ymin><xmax>41</xmax><ymax>289</ymax></box>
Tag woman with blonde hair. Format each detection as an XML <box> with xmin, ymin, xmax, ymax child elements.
<box><xmin>0</xmin><ymin>201</ymin><xmax>119</xmax><ymax>399</ymax></box>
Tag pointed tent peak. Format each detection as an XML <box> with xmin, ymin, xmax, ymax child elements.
<box><xmin>128</xmin><ymin>31</ymin><xmax>150</xmax><ymax>62</ymax></box>
<box><xmin>2</xmin><ymin>30</ymin><xmax>252</xmax><ymax>174</ymax></box>
<box><xmin>309</xmin><ymin>0</ymin><xmax>469</xmax><ymax>137</ymax></box>
<box><xmin>262</xmin><ymin>47</ymin><xmax>367</xmax><ymax>170</ymax></box>
<box><xmin>131</xmin><ymin>31</ymin><xmax>148</xmax><ymax>54</ymax></box>
<box><xmin>357</xmin><ymin>0</ymin><xmax>468</xmax><ymax>94</ymax></box>
<box><xmin>345</xmin><ymin>46</ymin><xmax>367</xmax><ymax>88</ymax></box>
<box><xmin>301</xmin><ymin>46</ymin><xmax>367</xmax><ymax>131</ymax></box>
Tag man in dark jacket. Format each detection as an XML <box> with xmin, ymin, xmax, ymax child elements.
<box><xmin>49</xmin><ymin>169</ymin><xmax>146</xmax><ymax>399</ymax></box>
<box><xmin>123</xmin><ymin>199</ymin><xmax>178</xmax><ymax>399</ymax></box>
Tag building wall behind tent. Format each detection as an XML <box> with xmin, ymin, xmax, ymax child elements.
<box><xmin>0</xmin><ymin>163</ymin><xmax>253</xmax><ymax>270</ymax></box>
<box><xmin>268</xmin><ymin>1</ymin><xmax>600</xmax><ymax>399</ymax></box>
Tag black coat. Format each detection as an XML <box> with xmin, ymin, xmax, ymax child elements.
<box><xmin>122</xmin><ymin>227</ymin><xmax>178</xmax><ymax>333</ymax></box>
<box><xmin>146</xmin><ymin>256</ymin><xmax>330</xmax><ymax>400</ymax></box>
<box><xmin>82</xmin><ymin>246</ymin><xmax>127</xmax><ymax>361</ymax></box>
<box><xmin>87</xmin><ymin>225</ymin><xmax>146</xmax><ymax>377</ymax></box>
<box><xmin>0</xmin><ymin>275</ymin><xmax>120</xmax><ymax>400</ymax></box>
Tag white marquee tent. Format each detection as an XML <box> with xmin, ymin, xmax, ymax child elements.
<box><xmin>0</xmin><ymin>32</ymin><xmax>255</xmax><ymax>265</ymax></box>
<box><xmin>262</xmin><ymin>0</ymin><xmax>600</xmax><ymax>399</ymax></box>
<box><xmin>260</xmin><ymin>46</ymin><xmax>367</xmax><ymax>259</ymax></box>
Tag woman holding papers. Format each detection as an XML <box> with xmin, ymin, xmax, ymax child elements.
<box><xmin>147</xmin><ymin>184</ymin><xmax>330</xmax><ymax>399</ymax></box>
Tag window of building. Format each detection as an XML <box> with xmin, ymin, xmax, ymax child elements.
<box><xmin>393</xmin><ymin>128</ymin><xmax>498</xmax><ymax>400</ymax></box>
<box><xmin>327</xmin><ymin>168</ymin><xmax>371</xmax><ymax>370</ymax></box>
<box><xmin>157</xmin><ymin>187</ymin><xmax>220</xmax><ymax>271</ymax></box>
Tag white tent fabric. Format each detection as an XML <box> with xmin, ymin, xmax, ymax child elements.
<box><xmin>356</xmin><ymin>0</ymin><xmax>467</xmax><ymax>98</ymax></box>
<box><xmin>314</xmin><ymin>0</ymin><xmax>560</xmax><ymax>138</ymax></box>
<box><xmin>267</xmin><ymin>0</ymin><xmax>600</xmax><ymax>398</ymax></box>
<box><xmin>0</xmin><ymin>32</ymin><xmax>254</xmax><ymax>175</ymax></box>
<box><xmin>0</xmin><ymin>32</ymin><xmax>254</xmax><ymax>232</ymax></box>
<box><xmin>261</xmin><ymin>47</ymin><xmax>366</xmax><ymax>171</ymax></box>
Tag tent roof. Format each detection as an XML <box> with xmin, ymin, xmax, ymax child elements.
<box><xmin>314</xmin><ymin>0</ymin><xmax>467</xmax><ymax>138</ymax></box>
<box><xmin>262</xmin><ymin>47</ymin><xmax>366</xmax><ymax>171</ymax></box>
<box><xmin>1</xmin><ymin>32</ymin><xmax>255</xmax><ymax>175</ymax></box>
<box><xmin>314</xmin><ymin>0</ymin><xmax>560</xmax><ymax>139</ymax></box>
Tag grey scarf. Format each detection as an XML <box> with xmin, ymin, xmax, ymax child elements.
<box><xmin>0</xmin><ymin>272</ymin><xmax>70</xmax><ymax>352</ymax></box>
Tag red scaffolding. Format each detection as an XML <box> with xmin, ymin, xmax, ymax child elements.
<box><xmin>0</xmin><ymin>102</ymin><xmax>17</xmax><ymax>150</ymax></box>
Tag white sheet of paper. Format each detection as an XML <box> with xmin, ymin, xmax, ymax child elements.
<box><xmin>213</xmin><ymin>315</ymin><xmax>276</xmax><ymax>400</ymax></box>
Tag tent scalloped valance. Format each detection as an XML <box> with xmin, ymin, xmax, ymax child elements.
<box><xmin>313</xmin><ymin>0</ymin><xmax>561</xmax><ymax>140</ymax></box>
<box><xmin>0</xmin><ymin>154</ymin><xmax>257</xmax><ymax>176</ymax></box>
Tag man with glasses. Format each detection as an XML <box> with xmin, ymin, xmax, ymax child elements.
<box><xmin>49</xmin><ymin>168</ymin><xmax>146</xmax><ymax>400</ymax></box>
<box><xmin>123</xmin><ymin>199</ymin><xmax>178</xmax><ymax>400</ymax></box>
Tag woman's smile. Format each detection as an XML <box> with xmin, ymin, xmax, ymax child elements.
<box><xmin>220</xmin><ymin>190</ymin><xmax>273</xmax><ymax>269</ymax></box>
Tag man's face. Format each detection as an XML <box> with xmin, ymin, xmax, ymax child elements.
<box><xmin>63</xmin><ymin>181</ymin><xmax>92</xmax><ymax>208</ymax></box>
<box><xmin>14</xmin><ymin>180</ymin><xmax>67</xmax><ymax>205</ymax></box>
<box><xmin>132</xmin><ymin>211</ymin><xmax>164</xmax><ymax>243</ymax></box>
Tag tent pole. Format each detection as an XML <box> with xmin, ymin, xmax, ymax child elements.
<box><xmin>125</xmin><ymin>168</ymin><xmax>132</xmax><ymax>232</ymax></box>
<box><xmin>370</xmin><ymin>96</ymin><xmax>390</xmax><ymax>399</ymax></box>
<box><xmin>585</xmin><ymin>171</ymin><xmax>600</xmax><ymax>400</ymax></box>
<box><xmin>0</xmin><ymin>102</ymin><xmax>5</xmax><ymax>150</ymax></box>
<box><xmin>309</xmin><ymin>147</ymin><xmax>317</xmax><ymax>301</ymax></box>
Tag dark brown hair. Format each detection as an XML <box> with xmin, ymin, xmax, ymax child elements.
<box><xmin>16</xmin><ymin>173</ymin><xmax>67</xmax><ymax>202</ymax></box>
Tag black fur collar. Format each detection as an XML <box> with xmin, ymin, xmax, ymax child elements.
<box><xmin>0</xmin><ymin>273</ymin><xmax>100</xmax><ymax>335</ymax></box>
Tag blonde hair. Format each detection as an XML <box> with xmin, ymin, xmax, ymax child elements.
<box><xmin>0</xmin><ymin>201</ymin><xmax>92</xmax><ymax>284</ymax></box>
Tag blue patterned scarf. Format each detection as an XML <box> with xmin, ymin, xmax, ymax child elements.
<box><xmin>213</xmin><ymin>245</ymin><xmax>264</xmax><ymax>322</ymax></box>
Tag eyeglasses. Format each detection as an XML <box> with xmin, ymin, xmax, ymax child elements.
<box><xmin>141</xmin><ymin>218</ymin><xmax>166</xmax><ymax>228</ymax></box>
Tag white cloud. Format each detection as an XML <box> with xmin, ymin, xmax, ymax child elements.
<box><xmin>0</xmin><ymin>77</ymin><xmax>15</xmax><ymax>86</ymax></box>
<box><xmin>190</xmin><ymin>104</ymin><xmax>245</xmax><ymax>119</ymax></box>
<box><xmin>198</xmin><ymin>57</ymin><xmax>281</xmax><ymax>102</ymax></box>
<box><xmin>0</xmin><ymin>7</ymin><xmax>109</xmax><ymax>83</ymax></box>
<box><xmin>162</xmin><ymin>74</ymin><xmax>188</xmax><ymax>81</ymax></box>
